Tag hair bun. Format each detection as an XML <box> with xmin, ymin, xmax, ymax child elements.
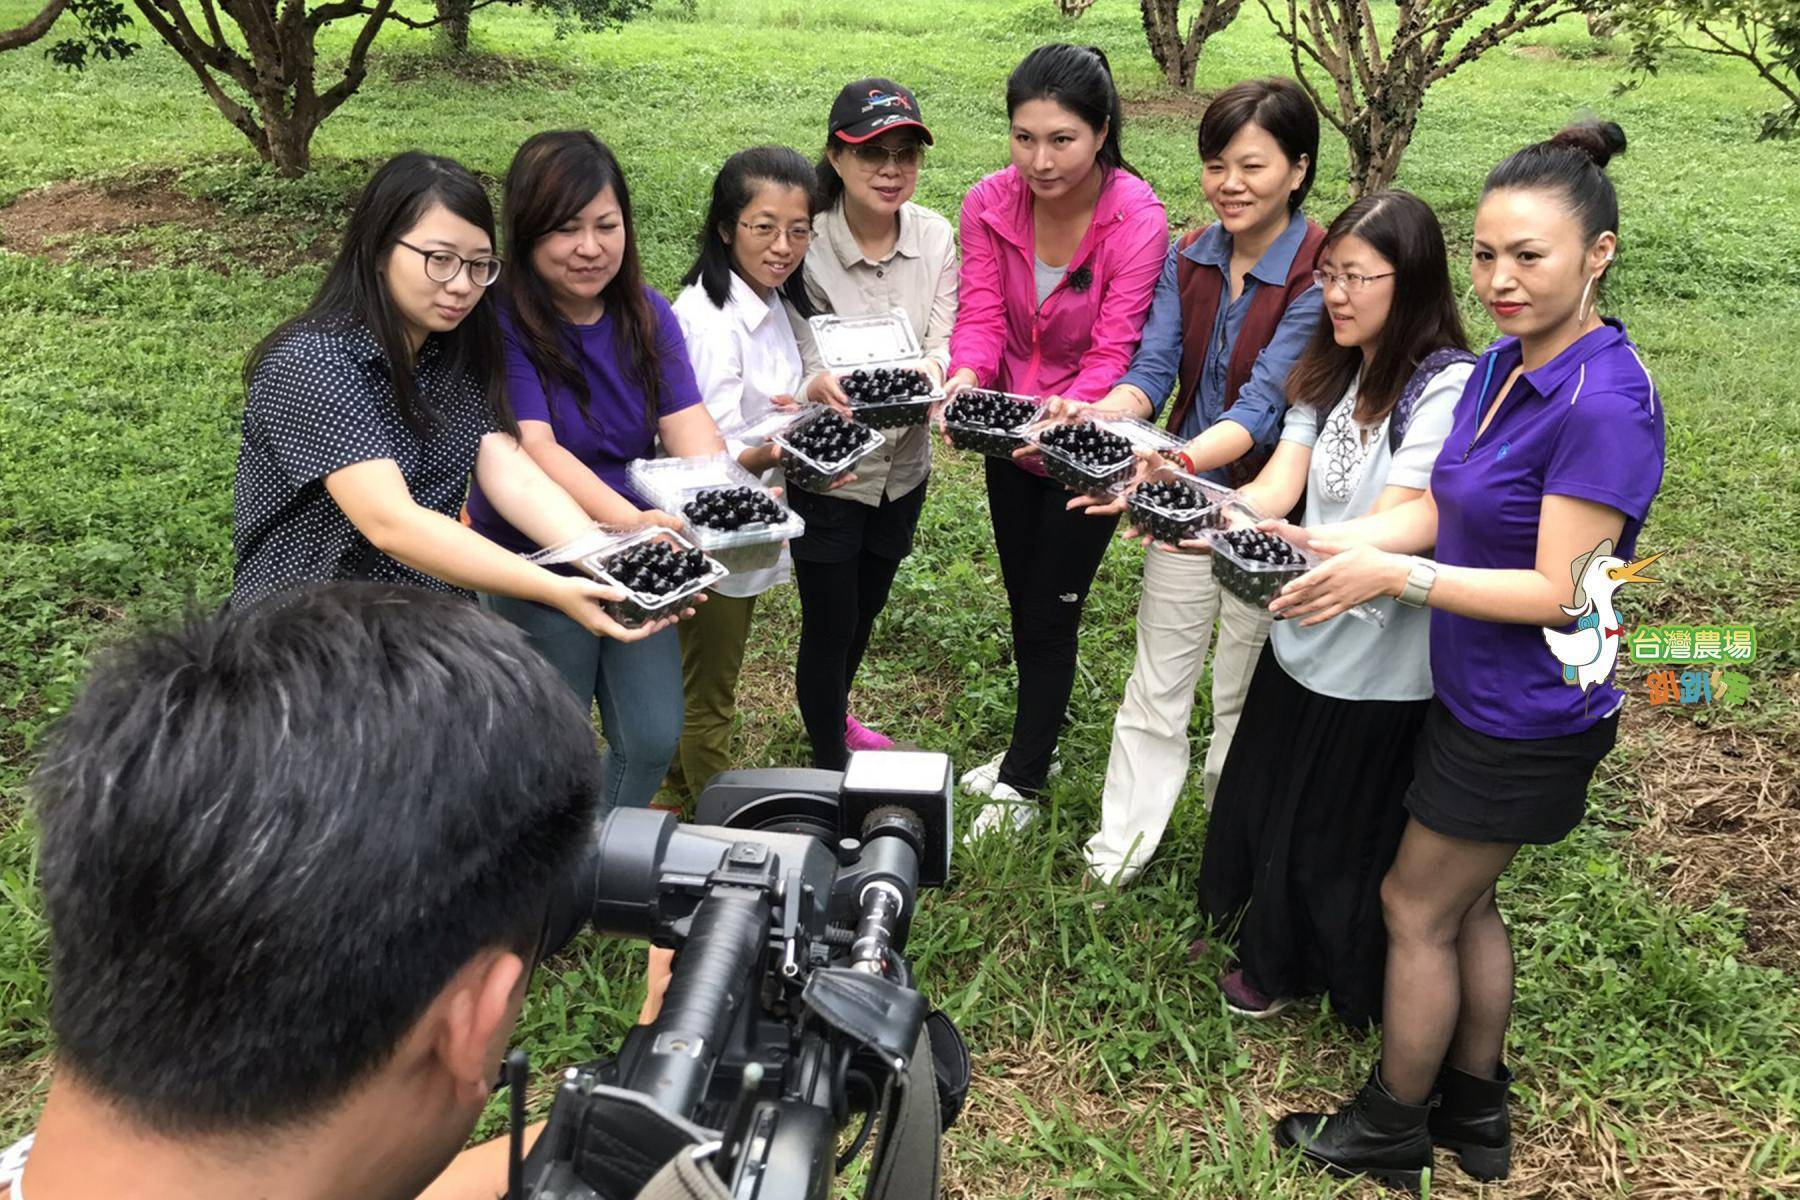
<box><xmin>1549</xmin><ymin>120</ymin><xmax>1627</xmax><ymax>169</ymax></box>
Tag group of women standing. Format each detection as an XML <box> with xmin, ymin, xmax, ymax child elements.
<box><xmin>230</xmin><ymin>38</ymin><xmax>1663</xmax><ymax>1193</ymax></box>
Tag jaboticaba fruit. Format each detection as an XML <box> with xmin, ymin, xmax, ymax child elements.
<box><xmin>784</xmin><ymin>409</ymin><xmax>876</xmax><ymax>463</ymax></box>
<box><xmin>1037</xmin><ymin>421</ymin><xmax>1132</xmax><ymax>467</ymax></box>
<box><xmin>1129</xmin><ymin>477</ymin><xmax>1225</xmax><ymax>543</ymax></box>
<box><xmin>682</xmin><ymin>485</ymin><xmax>785</xmax><ymax>533</ymax></box>
<box><xmin>841</xmin><ymin>366</ymin><xmax>932</xmax><ymax>406</ymax></box>
<box><xmin>602</xmin><ymin>540</ymin><xmax>714</xmax><ymax>598</ymax></box>
<box><xmin>1218</xmin><ymin>527</ymin><xmax>1303</xmax><ymax>566</ymax></box>
<box><xmin>946</xmin><ymin>391</ymin><xmax>1037</xmax><ymax>431</ymax></box>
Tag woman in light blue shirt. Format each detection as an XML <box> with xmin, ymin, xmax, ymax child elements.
<box><xmin>1196</xmin><ymin>191</ymin><xmax>1472</xmax><ymax>1026</ymax></box>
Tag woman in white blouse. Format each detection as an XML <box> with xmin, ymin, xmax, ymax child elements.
<box><xmin>669</xmin><ymin>145</ymin><xmax>821</xmax><ymax>800</ymax></box>
<box><xmin>1191</xmin><ymin>192</ymin><xmax>1473</xmax><ymax>1025</ymax></box>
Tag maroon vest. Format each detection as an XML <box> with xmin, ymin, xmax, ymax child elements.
<box><xmin>1165</xmin><ymin>219</ymin><xmax>1327</xmax><ymax>483</ymax></box>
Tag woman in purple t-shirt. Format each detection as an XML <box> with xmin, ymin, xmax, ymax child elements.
<box><xmin>466</xmin><ymin>131</ymin><xmax>727</xmax><ymax>813</ymax></box>
<box><xmin>1263</xmin><ymin>122</ymin><xmax>1665</xmax><ymax>1189</ymax></box>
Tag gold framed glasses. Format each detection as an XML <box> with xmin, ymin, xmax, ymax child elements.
<box><xmin>736</xmin><ymin>221</ymin><xmax>813</xmax><ymax>246</ymax></box>
<box><xmin>1312</xmin><ymin>268</ymin><xmax>1394</xmax><ymax>292</ymax></box>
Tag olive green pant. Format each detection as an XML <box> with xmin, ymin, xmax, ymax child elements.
<box><xmin>668</xmin><ymin>591</ymin><xmax>758</xmax><ymax>803</ymax></box>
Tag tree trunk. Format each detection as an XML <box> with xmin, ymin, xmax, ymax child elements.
<box><xmin>435</xmin><ymin>0</ymin><xmax>471</xmax><ymax>51</ymax></box>
<box><xmin>0</xmin><ymin>0</ymin><xmax>68</xmax><ymax>51</ymax></box>
<box><xmin>262</xmin><ymin>104</ymin><xmax>317</xmax><ymax>179</ymax></box>
<box><xmin>1141</xmin><ymin>0</ymin><xmax>1195</xmax><ymax>89</ymax></box>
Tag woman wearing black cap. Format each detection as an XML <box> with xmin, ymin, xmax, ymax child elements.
<box><xmin>786</xmin><ymin>78</ymin><xmax>959</xmax><ymax>768</ymax></box>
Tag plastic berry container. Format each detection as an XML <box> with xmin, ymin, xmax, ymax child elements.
<box><xmin>627</xmin><ymin>454</ymin><xmax>806</xmax><ymax>575</ymax></box>
<box><xmin>526</xmin><ymin>525</ymin><xmax>728</xmax><ymax>629</ymax></box>
<box><xmin>1119</xmin><ymin>468</ymin><xmax>1242</xmax><ymax>545</ymax></box>
<box><xmin>1205</xmin><ymin>526</ymin><xmax>1318</xmax><ymax>609</ymax></box>
<box><xmin>940</xmin><ymin>389</ymin><xmax>1044</xmax><ymax>457</ymax></box>
<box><xmin>1027</xmin><ymin>422</ymin><xmax>1140</xmax><ymax>495</ymax></box>
<box><xmin>771</xmin><ymin>405</ymin><xmax>886</xmax><ymax>492</ymax></box>
<box><xmin>809</xmin><ymin>310</ymin><xmax>943</xmax><ymax>428</ymax></box>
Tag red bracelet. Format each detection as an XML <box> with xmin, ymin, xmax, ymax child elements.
<box><xmin>1172</xmin><ymin>450</ymin><xmax>1196</xmax><ymax>475</ymax></box>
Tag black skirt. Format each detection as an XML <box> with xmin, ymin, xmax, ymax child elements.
<box><xmin>1404</xmin><ymin>698</ymin><xmax>1619</xmax><ymax>845</ymax></box>
<box><xmin>1198</xmin><ymin>645</ymin><xmax>1429</xmax><ymax>1028</ymax></box>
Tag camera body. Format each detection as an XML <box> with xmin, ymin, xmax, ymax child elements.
<box><xmin>519</xmin><ymin>751</ymin><xmax>956</xmax><ymax>1200</ymax></box>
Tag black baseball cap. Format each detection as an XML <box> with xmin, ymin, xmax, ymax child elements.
<box><xmin>828</xmin><ymin>78</ymin><xmax>934</xmax><ymax>146</ymax></box>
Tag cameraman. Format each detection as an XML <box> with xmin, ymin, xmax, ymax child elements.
<box><xmin>6</xmin><ymin>584</ymin><xmax>605</xmax><ymax>1200</ymax></box>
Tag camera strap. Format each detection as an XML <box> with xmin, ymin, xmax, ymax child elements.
<box><xmin>633</xmin><ymin>1150</ymin><xmax>732</xmax><ymax>1200</ymax></box>
<box><xmin>864</xmin><ymin>1026</ymin><xmax>943</xmax><ymax>1200</ymax></box>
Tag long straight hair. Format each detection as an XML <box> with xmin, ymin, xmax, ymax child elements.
<box><xmin>681</xmin><ymin>145</ymin><xmax>819</xmax><ymax>316</ymax></box>
<box><xmin>244</xmin><ymin>152</ymin><xmax>513</xmax><ymax>439</ymax></box>
<box><xmin>1005</xmin><ymin>43</ymin><xmax>1137</xmax><ymax>178</ymax></box>
<box><xmin>1287</xmin><ymin>191</ymin><xmax>1469</xmax><ymax>423</ymax></box>
<box><xmin>502</xmin><ymin>131</ymin><xmax>663</xmax><ymax>433</ymax></box>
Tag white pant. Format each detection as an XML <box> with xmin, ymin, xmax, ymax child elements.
<box><xmin>1083</xmin><ymin>549</ymin><xmax>1273</xmax><ymax>882</ymax></box>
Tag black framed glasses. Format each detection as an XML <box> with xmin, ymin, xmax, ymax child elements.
<box><xmin>848</xmin><ymin>142</ymin><xmax>925</xmax><ymax>170</ymax></box>
<box><xmin>1312</xmin><ymin>268</ymin><xmax>1394</xmax><ymax>292</ymax></box>
<box><xmin>397</xmin><ymin>239</ymin><xmax>504</xmax><ymax>287</ymax></box>
<box><xmin>736</xmin><ymin>221</ymin><xmax>813</xmax><ymax>246</ymax></box>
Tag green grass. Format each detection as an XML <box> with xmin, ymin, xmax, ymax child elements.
<box><xmin>3</xmin><ymin>0</ymin><xmax>1799</xmax><ymax>1194</ymax></box>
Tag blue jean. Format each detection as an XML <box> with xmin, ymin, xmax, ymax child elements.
<box><xmin>483</xmin><ymin>593</ymin><xmax>684</xmax><ymax>810</ymax></box>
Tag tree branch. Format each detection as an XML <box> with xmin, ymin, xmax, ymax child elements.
<box><xmin>1694</xmin><ymin>17</ymin><xmax>1800</xmax><ymax>106</ymax></box>
<box><xmin>0</xmin><ymin>0</ymin><xmax>68</xmax><ymax>52</ymax></box>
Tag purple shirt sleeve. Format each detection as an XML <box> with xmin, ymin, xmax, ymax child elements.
<box><xmin>1543</xmin><ymin>387</ymin><xmax>1663</xmax><ymax>522</ymax></box>
<box><xmin>501</xmin><ymin>320</ymin><xmax>553</xmax><ymax>425</ymax></box>
<box><xmin>651</xmin><ymin>292</ymin><xmax>705</xmax><ymax>417</ymax></box>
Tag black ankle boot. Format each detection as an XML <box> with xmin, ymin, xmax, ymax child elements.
<box><xmin>1430</xmin><ymin>1063</ymin><xmax>1513</xmax><ymax>1181</ymax></box>
<box><xmin>1275</xmin><ymin>1065</ymin><xmax>1434</xmax><ymax>1192</ymax></box>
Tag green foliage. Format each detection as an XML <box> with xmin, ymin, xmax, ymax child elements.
<box><xmin>1613</xmin><ymin>0</ymin><xmax>1800</xmax><ymax>138</ymax></box>
<box><xmin>42</xmin><ymin>0</ymin><xmax>137</xmax><ymax>69</ymax></box>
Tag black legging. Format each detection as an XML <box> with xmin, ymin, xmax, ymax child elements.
<box><xmin>794</xmin><ymin>550</ymin><xmax>905</xmax><ymax>769</ymax></box>
<box><xmin>984</xmin><ymin>457</ymin><xmax>1120</xmax><ymax>795</ymax></box>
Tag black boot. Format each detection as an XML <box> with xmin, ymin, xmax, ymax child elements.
<box><xmin>1430</xmin><ymin>1063</ymin><xmax>1513</xmax><ymax>1181</ymax></box>
<box><xmin>1276</xmin><ymin>1065</ymin><xmax>1434</xmax><ymax>1192</ymax></box>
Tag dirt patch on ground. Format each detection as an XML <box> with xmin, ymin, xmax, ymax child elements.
<box><xmin>1121</xmin><ymin>90</ymin><xmax>1214</xmax><ymax>124</ymax></box>
<box><xmin>1613</xmin><ymin>675</ymin><xmax>1800</xmax><ymax>972</ymax></box>
<box><xmin>0</xmin><ymin>172</ymin><xmax>338</xmax><ymax>273</ymax></box>
<box><xmin>378</xmin><ymin>48</ymin><xmax>575</xmax><ymax>87</ymax></box>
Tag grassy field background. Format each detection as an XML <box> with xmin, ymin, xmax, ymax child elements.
<box><xmin>2</xmin><ymin>0</ymin><xmax>1798</xmax><ymax>1195</ymax></box>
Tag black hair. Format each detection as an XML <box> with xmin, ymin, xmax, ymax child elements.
<box><xmin>1287</xmin><ymin>191</ymin><xmax>1469</xmax><ymax>422</ymax></box>
<box><xmin>682</xmin><ymin>145</ymin><xmax>819</xmax><ymax>316</ymax></box>
<box><xmin>1198</xmin><ymin>78</ymin><xmax>1320</xmax><ymax>213</ymax></box>
<box><xmin>1483</xmin><ymin>119</ymin><xmax>1627</xmax><ymax>244</ymax></box>
<box><xmin>503</xmin><ymin>130</ymin><xmax>663</xmax><ymax>435</ymax></box>
<box><xmin>1005</xmin><ymin>43</ymin><xmax>1137</xmax><ymax>178</ymax></box>
<box><xmin>31</xmin><ymin>584</ymin><xmax>601</xmax><ymax>1135</ymax></box>
<box><xmin>244</xmin><ymin>152</ymin><xmax>515</xmax><ymax>440</ymax></box>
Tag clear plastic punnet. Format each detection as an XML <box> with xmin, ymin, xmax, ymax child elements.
<box><xmin>771</xmin><ymin>406</ymin><xmax>886</xmax><ymax>491</ymax></box>
<box><xmin>627</xmin><ymin>454</ymin><xmax>806</xmax><ymax>575</ymax></box>
<box><xmin>525</xmin><ymin>524</ymin><xmax>727</xmax><ymax>629</ymax></box>
<box><xmin>1117</xmin><ymin>467</ymin><xmax>1242</xmax><ymax>545</ymax></box>
<box><xmin>938</xmin><ymin>389</ymin><xmax>1043</xmax><ymax>457</ymax></box>
<box><xmin>1024</xmin><ymin>408</ymin><xmax>1189</xmax><ymax>496</ymax></box>
<box><xmin>1205</xmin><ymin>526</ymin><xmax>1386</xmax><ymax>628</ymax></box>
<box><xmin>808</xmin><ymin>309</ymin><xmax>942</xmax><ymax>428</ymax></box>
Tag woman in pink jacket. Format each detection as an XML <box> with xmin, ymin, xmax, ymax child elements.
<box><xmin>946</xmin><ymin>43</ymin><xmax>1169</xmax><ymax>839</ymax></box>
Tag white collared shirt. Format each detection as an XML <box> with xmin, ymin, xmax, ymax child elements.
<box><xmin>672</xmin><ymin>273</ymin><xmax>806</xmax><ymax>597</ymax></box>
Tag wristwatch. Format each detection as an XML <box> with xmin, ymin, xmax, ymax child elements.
<box><xmin>1397</xmin><ymin>557</ymin><xmax>1438</xmax><ymax>608</ymax></box>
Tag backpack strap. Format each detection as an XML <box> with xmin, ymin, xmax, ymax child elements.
<box><xmin>1388</xmin><ymin>347</ymin><xmax>1477</xmax><ymax>454</ymax></box>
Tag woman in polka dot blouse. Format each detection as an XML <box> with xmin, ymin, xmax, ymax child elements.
<box><xmin>233</xmin><ymin>151</ymin><xmax>678</xmax><ymax>643</ymax></box>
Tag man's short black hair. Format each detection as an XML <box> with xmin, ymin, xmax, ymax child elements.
<box><xmin>31</xmin><ymin>584</ymin><xmax>602</xmax><ymax>1135</ymax></box>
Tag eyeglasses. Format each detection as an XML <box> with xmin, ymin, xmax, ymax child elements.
<box><xmin>736</xmin><ymin>221</ymin><xmax>813</xmax><ymax>246</ymax></box>
<box><xmin>1312</xmin><ymin>268</ymin><xmax>1394</xmax><ymax>292</ymax></box>
<box><xmin>847</xmin><ymin>142</ymin><xmax>925</xmax><ymax>170</ymax></box>
<box><xmin>397</xmin><ymin>240</ymin><xmax>504</xmax><ymax>287</ymax></box>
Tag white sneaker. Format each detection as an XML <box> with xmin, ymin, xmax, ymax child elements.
<box><xmin>962</xmin><ymin>782</ymin><xmax>1039</xmax><ymax>844</ymax></box>
<box><xmin>958</xmin><ymin>750</ymin><xmax>1005</xmax><ymax>796</ymax></box>
<box><xmin>958</xmin><ymin>751</ymin><xmax>1059</xmax><ymax>797</ymax></box>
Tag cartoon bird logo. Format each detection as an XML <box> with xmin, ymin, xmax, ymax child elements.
<box><xmin>1543</xmin><ymin>538</ymin><xmax>1664</xmax><ymax>692</ymax></box>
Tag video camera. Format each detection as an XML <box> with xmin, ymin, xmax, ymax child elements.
<box><xmin>514</xmin><ymin>750</ymin><xmax>965</xmax><ymax>1200</ymax></box>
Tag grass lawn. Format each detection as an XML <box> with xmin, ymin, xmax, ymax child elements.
<box><xmin>3</xmin><ymin>0</ymin><xmax>1799</xmax><ymax>1194</ymax></box>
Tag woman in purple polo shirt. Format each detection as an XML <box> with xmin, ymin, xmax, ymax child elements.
<box><xmin>1264</xmin><ymin>121</ymin><xmax>1664</xmax><ymax>1189</ymax></box>
<box><xmin>466</xmin><ymin>131</ymin><xmax>728</xmax><ymax>813</ymax></box>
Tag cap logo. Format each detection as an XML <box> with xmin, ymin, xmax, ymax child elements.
<box><xmin>866</xmin><ymin>113</ymin><xmax>914</xmax><ymax>131</ymax></box>
<box><xmin>861</xmin><ymin>90</ymin><xmax>912</xmax><ymax>114</ymax></box>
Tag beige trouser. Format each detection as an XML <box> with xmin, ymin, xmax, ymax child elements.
<box><xmin>1082</xmin><ymin>548</ymin><xmax>1273</xmax><ymax>883</ymax></box>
